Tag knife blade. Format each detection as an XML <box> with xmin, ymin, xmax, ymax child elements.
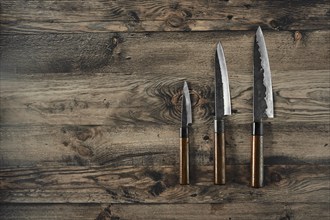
<box><xmin>180</xmin><ymin>81</ymin><xmax>192</xmax><ymax>185</ymax></box>
<box><xmin>251</xmin><ymin>27</ymin><xmax>274</xmax><ymax>188</ymax></box>
<box><xmin>214</xmin><ymin>41</ymin><xmax>231</xmax><ymax>185</ymax></box>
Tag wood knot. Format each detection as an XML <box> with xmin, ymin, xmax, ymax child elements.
<box><xmin>96</xmin><ymin>205</ymin><xmax>120</xmax><ymax>220</ymax></box>
<box><xmin>294</xmin><ymin>31</ymin><xmax>302</xmax><ymax>41</ymax></box>
<box><xmin>270</xmin><ymin>16</ymin><xmax>294</xmax><ymax>30</ymax></box>
<box><xmin>181</xmin><ymin>9</ymin><xmax>192</xmax><ymax>18</ymax></box>
<box><xmin>244</xmin><ymin>4</ymin><xmax>251</xmax><ymax>9</ymax></box>
<box><xmin>189</xmin><ymin>90</ymin><xmax>201</xmax><ymax>107</ymax></box>
<box><xmin>106</xmin><ymin>33</ymin><xmax>124</xmax><ymax>55</ymax></box>
<box><xmin>166</xmin><ymin>14</ymin><xmax>185</xmax><ymax>28</ymax></box>
<box><xmin>280</xmin><ymin>213</ymin><xmax>293</xmax><ymax>220</ymax></box>
<box><xmin>169</xmin><ymin>2</ymin><xmax>180</xmax><ymax>10</ymax></box>
<box><xmin>76</xmin><ymin>128</ymin><xmax>93</xmax><ymax>141</ymax></box>
<box><xmin>227</xmin><ymin>15</ymin><xmax>233</xmax><ymax>20</ymax></box>
<box><xmin>171</xmin><ymin>93</ymin><xmax>182</xmax><ymax>106</ymax></box>
<box><xmin>203</xmin><ymin>135</ymin><xmax>209</xmax><ymax>141</ymax></box>
<box><xmin>171</xmin><ymin>84</ymin><xmax>213</xmax><ymax>121</ymax></box>
<box><xmin>145</xmin><ymin>170</ymin><xmax>163</xmax><ymax>181</ymax></box>
<box><xmin>149</xmin><ymin>181</ymin><xmax>166</xmax><ymax>196</ymax></box>
<box><xmin>172</xmin><ymin>89</ymin><xmax>200</xmax><ymax>107</ymax></box>
<box><xmin>128</xmin><ymin>11</ymin><xmax>140</xmax><ymax>23</ymax></box>
<box><xmin>270</xmin><ymin>172</ymin><xmax>282</xmax><ymax>183</ymax></box>
<box><xmin>164</xmin><ymin>173</ymin><xmax>179</xmax><ymax>187</ymax></box>
<box><xmin>61</xmin><ymin>126</ymin><xmax>102</xmax><ymax>158</ymax></box>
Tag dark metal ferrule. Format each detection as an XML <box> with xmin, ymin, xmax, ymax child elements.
<box><xmin>214</xmin><ymin>119</ymin><xmax>225</xmax><ymax>133</ymax></box>
<box><xmin>252</xmin><ymin>121</ymin><xmax>263</xmax><ymax>136</ymax></box>
<box><xmin>180</xmin><ymin>127</ymin><xmax>189</xmax><ymax>138</ymax></box>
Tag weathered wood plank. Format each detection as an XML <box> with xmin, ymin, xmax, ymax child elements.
<box><xmin>0</xmin><ymin>124</ymin><xmax>328</xmax><ymax>167</ymax></box>
<box><xmin>0</xmin><ymin>70</ymin><xmax>329</xmax><ymax>126</ymax></box>
<box><xmin>0</xmin><ymin>0</ymin><xmax>329</xmax><ymax>218</ymax></box>
<box><xmin>0</xmin><ymin>165</ymin><xmax>328</xmax><ymax>203</ymax></box>
<box><xmin>1</xmin><ymin>31</ymin><xmax>329</xmax><ymax>75</ymax></box>
<box><xmin>0</xmin><ymin>203</ymin><xmax>328</xmax><ymax>220</ymax></box>
<box><xmin>1</xmin><ymin>0</ymin><xmax>329</xmax><ymax>33</ymax></box>
<box><xmin>0</xmin><ymin>204</ymin><xmax>102</xmax><ymax>220</ymax></box>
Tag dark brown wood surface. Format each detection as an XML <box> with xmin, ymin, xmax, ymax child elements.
<box><xmin>0</xmin><ymin>0</ymin><xmax>329</xmax><ymax>219</ymax></box>
<box><xmin>1</xmin><ymin>0</ymin><xmax>329</xmax><ymax>33</ymax></box>
<box><xmin>1</xmin><ymin>203</ymin><xmax>329</xmax><ymax>220</ymax></box>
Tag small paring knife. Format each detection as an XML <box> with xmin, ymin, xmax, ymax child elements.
<box><xmin>180</xmin><ymin>81</ymin><xmax>192</xmax><ymax>185</ymax></box>
<box><xmin>214</xmin><ymin>42</ymin><xmax>232</xmax><ymax>185</ymax></box>
<box><xmin>251</xmin><ymin>27</ymin><xmax>274</xmax><ymax>188</ymax></box>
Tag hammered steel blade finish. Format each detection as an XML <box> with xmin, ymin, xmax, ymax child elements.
<box><xmin>253</xmin><ymin>27</ymin><xmax>274</xmax><ymax>121</ymax></box>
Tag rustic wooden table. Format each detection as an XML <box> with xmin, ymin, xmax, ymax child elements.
<box><xmin>0</xmin><ymin>1</ymin><xmax>329</xmax><ymax>219</ymax></box>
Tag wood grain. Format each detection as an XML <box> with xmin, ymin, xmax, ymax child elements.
<box><xmin>1</xmin><ymin>0</ymin><xmax>329</xmax><ymax>33</ymax></box>
<box><xmin>0</xmin><ymin>124</ymin><xmax>328</xmax><ymax>167</ymax></box>
<box><xmin>0</xmin><ymin>69</ymin><xmax>328</xmax><ymax>125</ymax></box>
<box><xmin>0</xmin><ymin>203</ymin><xmax>329</xmax><ymax>220</ymax></box>
<box><xmin>1</xmin><ymin>31</ymin><xmax>329</xmax><ymax>127</ymax></box>
<box><xmin>1</xmin><ymin>31</ymin><xmax>329</xmax><ymax>75</ymax></box>
<box><xmin>0</xmin><ymin>165</ymin><xmax>329</xmax><ymax>203</ymax></box>
<box><xmin>0</xmin><ymin>0</ymin><xmax>329</xmax><ymax>218</ymax></box>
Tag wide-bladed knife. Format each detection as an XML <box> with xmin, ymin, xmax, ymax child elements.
<box><xmin>214</xmin><ymin>42</ymin><xmax>231</xmax><ymax>185</ymax></box>
<box><xmin>251</xmin><ymin>27</ymin><xmax>274</xmax><ymax>188</ymax></box>
<box><xmin>180</xmin><ymin>81</ymin><xmax>192</xmax><ymax>185</ymax></box>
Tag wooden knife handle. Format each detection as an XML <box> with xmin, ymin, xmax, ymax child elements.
<box><xmin>214</xmin><ymin>119</ymin><xmax>226</xmax><ymax>184</ymax></box>
<box><xmin>180</xmin><ymin>128</ymin><xmax>189</xmax><ymax>185</ymax></box>
<box><xmin>251</xmin><ymin>122</ymin><xmax>264</xmax><ymax>188</ymax></box>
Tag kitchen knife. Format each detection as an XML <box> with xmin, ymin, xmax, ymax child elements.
<box><xmin>214</xmin><ymin>42</ymin><xmax>231</xmax><ymax>185</ymax></box>
<box><xmin>251</xmin><ymin>27</ymin><xmax>274</xmax><ymax>188</ymax></box>
<box><xmin>180</xmin><ymin>81</ymin><xmax>192</xmax><ymax>185</ymax></box>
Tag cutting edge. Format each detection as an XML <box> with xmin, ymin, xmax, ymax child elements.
<box><xmin>216</xmin><ymin>42</ymin><xmax>232</xmax><ymax>116</ymax></box>
<box><xmin>183</xmin><ymin>81</ymin><xmax>192</xmax><ymax>125</ymax></box>
<box><xmin>255</xmin><ymin>27</ymin><xmax>274</xmax><ymax>118</ymax></box>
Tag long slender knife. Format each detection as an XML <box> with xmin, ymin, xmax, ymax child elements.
<box><xmin>214</xmin><ymin>42</ymin><xmax>231</xmax><ymax>185</ymax></box>
<box><xmin>180</xmin><ymin>81</ymin><xmax>192</xmax><ymax>185</ymax></box>
<box><xmin>251</xmin><ymin>27</ymin><xmax>274</xmax><ymax>188</ymax></box>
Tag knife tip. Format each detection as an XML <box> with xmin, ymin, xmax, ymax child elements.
<box><xmin>216</xmin><ymin>41</ymin><xmax>223</xmax><ymax>50</ymax></box>
<box><xmin>256</xmin><ymin>26</ymin><xmax>265</xmax><ymax>42</ymax></box>
<box><xmin>183</xmin><ymin>81</ymin><xmax>188</xmax><ymax>90</ymax></box>
<box><xmin>216</xmin><ymin>42</ymin><xmax>224</xmax><ymax>57</ymax></box>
